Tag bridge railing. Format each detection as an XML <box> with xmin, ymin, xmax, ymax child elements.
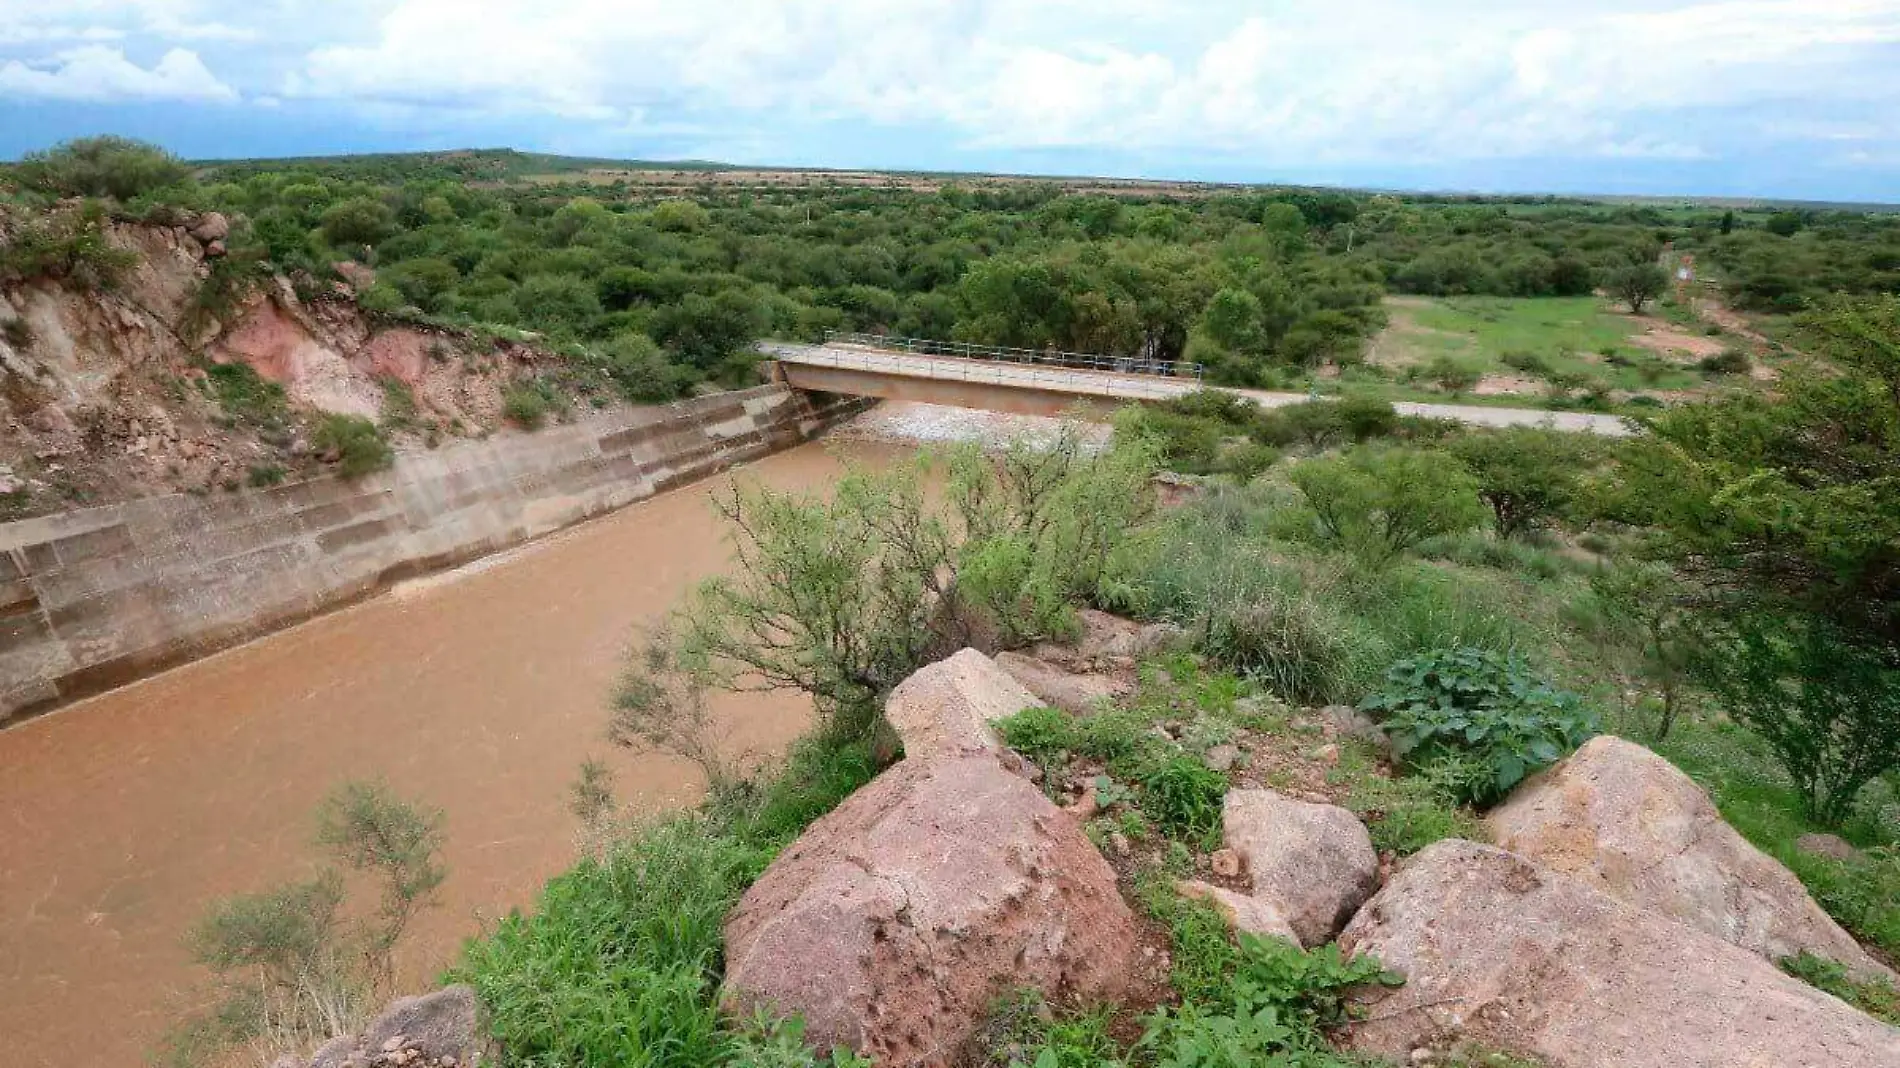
<box><xmin>821</xmin><ymin>331</ymin><xmax>1204</xmax><ymax>382</ymax></box>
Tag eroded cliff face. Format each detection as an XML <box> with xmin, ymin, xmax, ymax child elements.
<box><xmin>0</xmin><ymin>209</ymin><xmax>571</xmax><ymax>520</ymax></box>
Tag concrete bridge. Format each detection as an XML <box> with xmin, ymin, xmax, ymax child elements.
<box><xmin>763</xmin><ymin>337</ymin><xmax>1633</xmax><ymax>436</ymax></box>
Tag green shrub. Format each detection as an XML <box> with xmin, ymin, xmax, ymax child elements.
<box><xmin>1448</xmin><ymin>426</ymin><xmax>1595</xmax><ymax>539</ymax></box>
<box><xmin>1137</xmin><ymin>934</ymin><xmax>1401</xmax><ymax>1068</ymax></box>
<box><xmin>1212</xmin><ymin>441</ymin><xmax>1280</xmax><ymax>482</ymax></box>
<box><xmin>1</xmin><ymin>316</ymin><xmax>31</xmax><ymax>351</ymax></box>
<box><xmin>200</xmin><ymin>360</ymin><xmax>289</xmax><ymax>428</ymax></box>
<box><xmin>994</xmin><ymin>705</ymin><xmax>1078</xmax><ymax>768</ymax></box>
<box><xmin>0</xmin><ymin>200</ymin><xmax>139</xmax><ymax>290</ymax></box>
<box><xmin>1290</xmin><ymin>446</ymin><xmax>1486</xmax><ymax>566</ymax></box>
<box><xmin>1118</xmin><ymin>407</ymin><xmax>1225</xmax><ymax>474</ymax></box>
<box><xmin>1423</xmin><ymin>353</ymin><xmax>1483</xmax><ymax>393</ymax></box>
<box><xmin>1361</xmin><ymin>647</ymin><xmax>1599</xmax><ymax>805</ymax></box>
<box><xmin>1780</xmin><ymin>952</ymin><xmax>1900</xmax><ymax>1026</ymax></box>
<box><xmin>1137</xmin><ymin>756</ymin><xmax>1228</xmax><ymax>839</ymax></box>
<box><xmin>378</xmin><ymin>376</ymin><xmax>418</xmax><ymax>430</ymax></box>
<box><xmin>502</xmin><ymin>382</ymin><xmax>554</xmax><ymax>429</ymax></box>
<box><xmin>246</xmin><ymin>463</ymin><xmax>287</xmax><ymax>488</ymax></box>
<box><xmin>601</xmin><ymin>331</ymin><xmax>692</xmax><ymax>402</ymax></box>
<box><xmin>313</xmin><ymin>415</ymin><xmax>394</xmax><ymax>478</ymax></box>
<box><xmin>1697</xmin><ymin>349</ymin><xmax>1752</xmax><ymax>374</ymax></box>
<box><xmin>16</xmin><ymin>135</ymin><xmax>192</xmax><ymax>200</ymax></box>
<box><xmin>1500</xmin><ymin>349</ymin><xmax>1551</xmax><ymax>376</ymax></box>
<box><xmin>1701</xmin><ymin>613</ymin><xmax>1900</xmax><ymax>826</ymax></box>
<box><xmin>1201</xmin><ymin>589</ymin><xmax>1373</xmax><ymax>706</ymax></box>
<box><xmin>1336</xmin><ymin>395</ymin><xmax>1399</xmax><ymax>441</ymax></box>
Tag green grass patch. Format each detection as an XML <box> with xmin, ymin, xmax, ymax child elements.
<box><xmin>452</xmin><ymin>737</ymin><xmax>879</xmax><ymax>1068</ymax></box>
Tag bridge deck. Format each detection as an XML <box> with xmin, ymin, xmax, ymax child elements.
<box><xmin>765</xmin><ymin>342</ymin><xmax>1631</xmax><ymax>436</ymax></box>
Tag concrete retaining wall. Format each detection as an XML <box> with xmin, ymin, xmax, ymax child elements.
<box><xmin>0</xmin><ymin>385</ymin><xmax>871</xmax><ymax>724</ymax></box>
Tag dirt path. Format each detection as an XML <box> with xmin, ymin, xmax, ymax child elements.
<box><xmin>0</xmin><ymin>438</ymin><xmax>904</xmax><ymax>1068</ymax></box>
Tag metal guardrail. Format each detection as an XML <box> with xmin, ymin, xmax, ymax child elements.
<box><xmin>761</xmin><ymin>341</ymin><xmax>1194</xmax><ymax>402</ymax></box>
<box><xmin>821</xmin><ymin>331</ymin><xmax>1204</xmax><ymax>382</ymax></box>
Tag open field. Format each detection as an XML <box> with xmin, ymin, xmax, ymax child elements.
<box><xmin>1363</xmin><ymin>294</ymin><xmax>1774</xmax><ymax>404</ymax></box>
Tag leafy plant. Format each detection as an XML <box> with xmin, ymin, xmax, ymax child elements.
<box><xmin>164</xmin><ymin>782</ymin><xmax>445</xmax><ymax>1068</ymax></box>
<box><xmin>1137</xmin><ymin>934</ymin><xmax>1401</xmax><ymax>1068</ymax></box>
<box><xmin>199</xmin><ymin>359</ymin><xmax>289</xmax><ymax>428</ymax></box>
<box><xmin>312</xmin><ymin>415</ymin><xmax>394</xmax><ymax>478</ymax></box>
<box><xmin>995</xmin><ymin>705</ymin><xmax>1078</xmax><ymax>768</ymax></box>
<box><xmin>1449</xmin><ymin>426</ymin><xmax>1595</xmax><ymax>539</ymax></box>
<box><xmin>1361</xmin><ymin>647</ymin><xmax>1598</xmax><ymax>805</ymax></box>
<box><xmin>1137</xmin><ymin>755</ymin><xmax>1228</xmax><ymax>839</ymax></box>
<box><xmin>502</xmin><ymin>380</ymin><xmax>559</xmax><ymax>429</ymax></box>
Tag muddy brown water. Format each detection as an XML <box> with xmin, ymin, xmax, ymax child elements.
<box><xmin>0</xmin><ymin>439</ymin><xmax>905</xmax><ymax>1068</ymax></box>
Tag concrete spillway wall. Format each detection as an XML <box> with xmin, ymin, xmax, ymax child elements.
<box><xmin>0</xmin><ymin>385</ymin><xmax>870</xmax><ymax>724</ymax></box>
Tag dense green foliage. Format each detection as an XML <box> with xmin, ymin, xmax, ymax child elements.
<box><xmin>1615</xmin><ymin>296</ymin><xmax>1900</xmax><ymax>822</ymax></box>
<box><xmin>1290</xmin><ymin>447</ymin><xmax>1487</xmax><ymax>566</ymax></box>
<box><xmin>16</xmin><ymin>135</ymin><xmax>193</xmax><ymax>201</ymax></box>
<box><xmin>1361</xmin><ymin>648</ymin><xmax>1599</xmax><ymax>804</ymax></box>
<box><xmin>312</xmin><ymin>414</ymin><xmax>396</xmax><ymax>478</ymax></box>
<box><xmin>456</xmin><ymin>738</ymin><xmax>878</xmax><ymax>1068</ymax></box>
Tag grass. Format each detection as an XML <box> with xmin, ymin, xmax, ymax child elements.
<box><xmin>451</xmin><ymin>737</ymin><xmax>879</xmax><ymax>1068</ymax></box>
<box><xmin>1372</xmin><ymin>295</ymin><xmax>1718</xmax><ymax>396</ymax></box>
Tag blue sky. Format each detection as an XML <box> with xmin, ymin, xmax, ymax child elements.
<box><xmin>4</xmin><ymin>1</ymin><xmax>1899</xmax><ymax>201</ymax></box>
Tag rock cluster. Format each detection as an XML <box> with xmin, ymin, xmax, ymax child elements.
<box><xmin>1220</xmin><ymin>788</ymin><xmax>1380</xmax><ymax>947</ymax></box>
<box><xmin>1488</xmin><ymin>736</ymin><xmax>1894</xmax><ymax>982</ymax></box>
<box><xmin>301</xmin><ymin>986</ymin><xmax>485</xmax><ymax>1068</ymax></box>
<box><xmin>724</xmin><ymin>650</ymin><xmax>1138</xmax><ymax>1066</ymax></box>
<box><xmin>1340</xmin><ymin>841</ymin><xmax>1900</xmax><ymax>1068</ymax></box>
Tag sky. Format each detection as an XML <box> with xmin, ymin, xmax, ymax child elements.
<box><xmin>2</xmin><ymin>0</ymin><xmax>1899</xmax><ymax>201</ymax></box>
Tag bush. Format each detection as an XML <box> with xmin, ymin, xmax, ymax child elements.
<box><xmin>1201</xmin><ymin>588</ymin><xmax>1372</xmax><ymax>705</ymax></box>
<box><xmin>1360</xmin><ymin>647</ymin><xmax>1599</xmax><ymax>805</ymax></box>
<box><xmin>1423</xmin><ymin>353</ymin><xmax>1483</xmax><ymax>394</ymax></box>
<box><xmin>601</xmin><ymin>331</ymin><xmax>691</xmax><ymax>402</ymax></box>
<box><xmin>16</xmin><ymin>135</ymin><xmax>191</xmax><ymax>200</ymax></box>
<box><xmin>502</xmin><ymin>382</ymin><xmax>553</xmax><ymax>429</ymax></box>
<box><xmin>1136</xmin><ymin>933</ymin><xmax>1401</xmax><ymax>1068</ymax></box>
<box><xmin>1448</xmin><ymin>426</ymin><xmax>1593</xmax><ymax>538</ymax></box>
<box><xmin>1119</xmin><ymin>407</ymin><xmax>1225</xmax><ymax>474</ymax></box>
<box><xmin>320</xmin><ymin>196</ymin><xmax>397</xmax><ymax>248</ymax></box>
<box><xmin>313</xmin><ymin>415</ymin><xmax>394</xmax><ymax>478</ymax></box>
<box><xmin>1336</xmin><ymin>395</ymin><xmax>1399</xmax><ymax>441</ymax></box>
<box><xmin>165</xmin><ymin>782</ymin><xmax>444</xmax><ymax>1068</ymax></box>
<box><xmin>1500</xmin><ymin>349</ymin><xmax>1551</xmax><ymax>376</ymax></box>
<box><xmin>1697</xmin><ymin>349</ymin><xmax>1752</xmax><ymax>374</ymax></box>
<box><xmin>1137</xmin><ymin>756</ymin><xmax>1228</xmax><ymax>840</ymax></box>
<box><xmin>0</xmin><ymin>200</ymin><xmax>139</xmax><ymax>290</ymax></box>
<box><xmin>1213</xmin><ymin>441</ymin><xmax>1280</xmax><ymax>482</ymax></box>
<box><xmin>1701</xmin><ymin>614</ymin><xmax>1900</xmax><ymax>825</ymax></box>
<box><xmin>1290</xmin><ymin>446</ymin><xmax>1486</xmax><ymax>566</ymax></box>
<box><xmin>200</xmin><ymin>360</ymin><xmax>289</xmax><ymax>428</ymax></box>
<box><xmin>994</xmin><ymin>705</ymin><xmax>1078</xmax><ymax>769</ymax></box>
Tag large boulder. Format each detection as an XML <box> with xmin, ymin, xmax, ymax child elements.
<box><xmin>995</xmin><ymin>651</ymin><xmax>1130</xmax><ymax>715</ymax></box>
<box><xmin>1222</xmin><ymin>789</ymin><xmax>1379</xmax><ymax>947</ymax></box>
<box><xmin>1339</xmin><ymin>840</ymin><xmax>1900</xmax><ymax>1068</ymax></box>
<box><xmin>723</xmin><ymin>752</ymin><xmax>1138</xmax><ymax>1066</ymax></box>
<box><xmin>883</xmin><ymin>648</ymin><xmax>1039</xmax><ymax>760</ymax></box>
<box><xmin>1026</xmin><ymin>609</ymin><xmax>1184</xmax><ymax>673</ymax></box>
<box><xmin>1488</xmin><ymin>736</ymin><xmax>1892</xmax><ymax>982</ymax></box>
<box><xmin>306</xmin><ymin>985</ymin><xmax>484</xmax><ymax>1068</ymax></box>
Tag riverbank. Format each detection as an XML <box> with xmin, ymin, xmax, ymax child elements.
<box><xmin>0</xmin><ymin>437</ymin><xmax>907</xmax><ymax>1068</ymax></box>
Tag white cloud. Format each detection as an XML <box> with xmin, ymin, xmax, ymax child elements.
<box><xmin>0</xmin><ymin>45</ymin><xmax>238</xmax><ymax>103</ymax></box>
<box><xmin>275</xmin><ymin>0</ymin><xmax>1900</xmax><ymax>164</ymax></box>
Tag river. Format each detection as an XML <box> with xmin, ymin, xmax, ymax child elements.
<box><xmin>0</xmin><ymin>437</ymin><xmax>905</xmax><ymax>1068</ymax></box>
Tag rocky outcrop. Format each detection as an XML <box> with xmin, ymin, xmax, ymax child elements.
<box><xmin>1222</xmin><ymin>788</ymin><xmax>1380</xmax><ymax>947</ymax></box>
<box><xmin>1026</xmin><ymin>609</ymin><xmax>1184</xmax><ymax>673</ymax></box>
<box><xmin>884</xmin><ymin>648</ymin><xmax>1040</xmax><ymax>760</ymax></box>
<box><xmin>723</xmin><ymin>750</ymin><xmax>1138</xmax><ymax>1066</ymax></box>
<box><xmin>995</xmin><ymin>651</ymin><xmax>1129</xmax><ymax>715</ymax></box>
<box><xmin>1488</xmin><ymin>736</ymin><xmax>1892</xmax><ymax>982</ymax></box>
<box><xmin>1339</xmin><ymin>840</ymin><xmax>1900</xmax><ymax>1068</ymax></box>
<box><xmin>304</xmin><ymin>985</ymin><xmax>485</xmax><ymax>1068</ymax></box>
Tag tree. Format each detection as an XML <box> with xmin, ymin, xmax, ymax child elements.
<box><xmin>671</xmin><ymin>434</ymin><xmax>1157</xmax><ymax>742</ymax></box>
<box><xmin>320</xmin><ymin>196</ymin><xmax>397</xmax><ymax>248</ymax></box>
<box><xmin>1604</xmin><ymin>262</ymin><xmax>1667</xmax><ymax>314</ymax></box>
<box><xmin>1199</xmin><ymin>287</ymin><xmax>1267</xmax><ymax>354</ymax></box>
<box><xmin>1291</xmin><ymin>446</ymin><xmax>1486</xmax><ymax>566</ymax></box>
<box><xmin>1720</xmin><ymin>210</ymin><xmax>1737</xmax><ymax>236</ymax></box>
<box><xmin>1701</xmin><ymin>613</ymin><xmax>1900</xmax><ymax>825</ymax></box>
<box><xmin>1615</xmin><ymin>295</ymin><xmax>1900</xmax><ymax>821</ymax></box>
<box><xmin>1449</xmin><ymin>426</ymin><xmax>1593</xmax><ymax>538</ymax></box>
<box><xmin>1588</xmin><ymin>563</ymin><xmax>1695</xmax><ymax>742</ymax></box>
<box><xmin>649</xmin><ymin>289</ymin><xmax>767</xmax><ymax>369</ymax></box>
<box><xmin>16</xmin><ymin>135</ymin><xmax>191</xmax><ymax>200</ymax></box>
